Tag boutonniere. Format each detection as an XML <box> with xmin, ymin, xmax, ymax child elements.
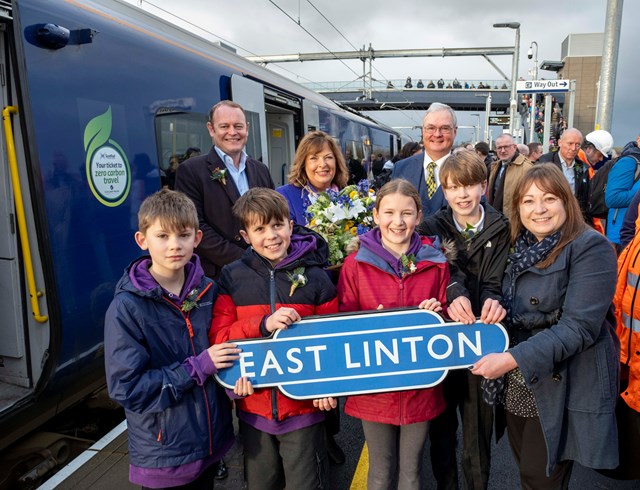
<box><xmin>460</xmin><ymin>223</ymin><xmax>476</xmax><ymax>241</ymax></box>
<box><xmin>400</xmin><ymin>253</ymin><xmax>417</xmax><ymax>277</ymax></box>
<box><xmin>287</xmin><ymin>267</ymin><xmax>307</xmax><ymax>296</ymax></box>
<box><xmin>210</xmin><ymin>168</ymin><xmax>227</xmax><ymax>185</ymax></box>
<box><xmin>181</xmin><ymin>288</ymin><xmax>200</xmax><ymax>313</ymax></box>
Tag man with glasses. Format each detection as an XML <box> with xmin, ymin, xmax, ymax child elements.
<box><xmin>538</xmin><ymin>128</ymin><xmax>591</xmax><ymax>221</ymax></box>
<box><xmin>391</xmin><ymin>102</ymin><xmax>457</xmax><ymax>216</ymax></box>
<box><xmin>486</xmin><ymin>133</ymin><xmax>533</xmax><ymax>220</ymax></box>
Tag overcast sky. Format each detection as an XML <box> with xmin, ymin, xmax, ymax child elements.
<box><xmin>126</xmin><ymin>0</ymin><xmax>639</xmax><ymax>146</ymax></box>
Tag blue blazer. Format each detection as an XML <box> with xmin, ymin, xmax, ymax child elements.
<box><xmin>390</xmin><ymin>152</ymin><xmax>445</xmax><ymax>216</ymax></box>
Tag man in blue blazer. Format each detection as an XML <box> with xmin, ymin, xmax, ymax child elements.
<box><xmin>391</xmin><ymin>102</ymin><xmax>457</xmax><ymax>216</ymax></box>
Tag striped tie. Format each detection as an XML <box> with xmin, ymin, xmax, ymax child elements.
<box><xmin>426</xmin><ymin>162</ymin><xmax>437</xmax><ymax>198</ymax></box>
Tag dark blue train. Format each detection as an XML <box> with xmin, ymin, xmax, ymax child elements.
<box><xmin>0</xmin><ymin>0</ymin><xmax>399</xmax><ymax>475</ymax></box>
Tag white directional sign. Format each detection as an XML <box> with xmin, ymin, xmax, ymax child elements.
<box><xmin>516</xmin><ymin>79</ymin><xmax>572</xmax><ymax>94</ymax></box>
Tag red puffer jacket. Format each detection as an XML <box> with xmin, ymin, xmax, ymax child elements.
<box><xmin>338</xmin><ymin>234</ymin><xmax>448</xmax><ymax>425</ymax></box>
<box><xmin>211</xmin><ymin>230</ymin><xmax>338</xmax><ymax>421</ymax></box>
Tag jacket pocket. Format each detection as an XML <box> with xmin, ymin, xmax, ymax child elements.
<box><xmin>566</xmin><ymin>340</ymin><xmax>616</xmax><ymax>412</ymax></box>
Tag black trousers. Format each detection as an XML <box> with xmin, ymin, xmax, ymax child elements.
<box><xmin>506</xmin><ymin>412</ymin><xmax>573</xmax><ymax>490</ymax></box>
<box><xmin>429</xmin><ymin>369</ymin><xmax>494</xmax><ymax>490</ymax></box>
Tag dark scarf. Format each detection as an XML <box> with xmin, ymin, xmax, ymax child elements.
<box><xmin>481</xmin><ymin>229</ymin><xmax>561</xmax><ymax>406</ymax></box>
<box><xmin>503</xmin><ymin>229</ymin><xmax>561</xmax><ymax>324</ymax></box>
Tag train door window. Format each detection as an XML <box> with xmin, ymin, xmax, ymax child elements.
<box><xmin>344</xmin><ymin>139</ymin><xmax>364</xmax><ymax>162</ymax></box>
<box><xmin>230</xmin><ymin>74</ymin><xmax>268</xmax><ymax>164</ymax></box>
<box><xmin>154</xmin><ymin>111</ymin><xmax>210</xmax><ymax>176</ymax></box>
<box><xmin>244</xmin><ymin>110</ymin><xmax>263</xmax><ymax>162</ymax></box>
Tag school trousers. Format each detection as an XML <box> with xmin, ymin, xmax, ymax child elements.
<box><xmin>429</xmin><ymin>369</ymin><xmax>493</xmax><ymax>489</ymax></box>
<box><xmin>239</xmin><ymin>420</ymin><xmax>327</xmax><ymax>490</ymax></box>
<box><xmin>362</xmin><ymin>419</ymin><xmax>430</xmax><ymax>490</ymax></box>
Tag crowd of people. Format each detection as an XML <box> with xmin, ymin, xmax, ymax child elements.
<box><xmin>103</xmin><ymin>98</ymin><xmax>640</xmax><ymax>489</ymax></box>
<box><xmin>396</xmin><ymin>77</ymin><xmax>509</xmax><ymax>91</ymax></box>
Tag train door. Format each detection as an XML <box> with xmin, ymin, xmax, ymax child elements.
<box><xmin>302</xmin><ymin>98</ymin><xmax>320</xmax><ymax>132</ymax></box>
<box><xmin>0</xmin><ymin>11</ymin><xmax>46</xmax><ymax>410</ymax></box>
<box><xmin>266</xmin><ymin>112</ymin><xmax>293</xmax><ymax>187</ymax></box>
<box><xmin>230</xmin><ymin>74</ymin><xmax>268</xmax><ymax>164</ymax></box>
<box><xmin>231</xmin><ymin>74</ymin><xmax>302</xmax><ymax>186</ymax></box>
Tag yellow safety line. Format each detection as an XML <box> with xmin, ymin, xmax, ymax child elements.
<box><xmin>2</xmin><ymin>106</ymin><xmax>48</xmax><ymax>322</ymax></box>
<box><xmin>349</xmin><ymin>442</ymin><xmax>368</xmax><ymax>489</ymax></box>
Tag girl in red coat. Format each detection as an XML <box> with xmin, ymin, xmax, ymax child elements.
<box><xmin>338</xmin><ymin>178</ymin><xmax>450</xmax><ymax>490</ymax></box>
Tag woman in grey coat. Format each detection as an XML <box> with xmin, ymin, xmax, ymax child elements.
<box><xmin>471</xmin><ymin>164</ymin><xmax>619</xmax><ymax>489</ymax></box>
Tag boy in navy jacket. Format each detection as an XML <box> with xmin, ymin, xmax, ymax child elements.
<box><xmin>105</xmin><ymin>189</ymin><xmax>239</xmax><ymax>489</ymax></box>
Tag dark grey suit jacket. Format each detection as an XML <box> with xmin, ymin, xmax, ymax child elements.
<box><xmin>175</xmin><ymin>146</ymin><xmax>274</xmax><ymax>278</ymax></box>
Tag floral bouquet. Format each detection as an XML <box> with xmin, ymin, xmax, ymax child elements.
<box><xmin>304</xmin><ymin>180</ymin><xmax>376</xmax><ymax>267</ymax></box>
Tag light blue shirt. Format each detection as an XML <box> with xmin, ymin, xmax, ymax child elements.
<box><xmin>214</xmin><ymin>146</ymin><xmax>249</xmax><ymax>196</ymax></box>
<box><xmin>559</xmin><ymin>156</ymin><xmax>576</xmax><ymax>194</ymax></box>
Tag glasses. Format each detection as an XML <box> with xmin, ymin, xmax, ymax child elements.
<box><xmin>423</xmin><ymin>125</ymin><xmax>454</xmax><ymax>135</ymax></box>
<box><xmin>496</xmin><ymin>145</ymin><xmax>515</xmax><ymax>151</ymax></box>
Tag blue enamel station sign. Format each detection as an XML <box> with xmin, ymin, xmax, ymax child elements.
<box><xmin>215</xmin><ymin>309</ymin><xmax>509</xmax><ymax>399</ymax></box>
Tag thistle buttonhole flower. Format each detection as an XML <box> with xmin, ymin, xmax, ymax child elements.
<box><xmin>287</xmin><ymin>267</ymin><xmax>307</xmax><ymax>297</ymax></box>
<box><xmin>210</xmin><ymin>168</ymin><xmax>227</xmax><ymax>185</ymax></box>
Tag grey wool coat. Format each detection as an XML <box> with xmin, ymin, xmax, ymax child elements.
<box><xmin>505</xmin><ymin>228</ymin><xmax>619</xmax><ymax>475</ymax></box>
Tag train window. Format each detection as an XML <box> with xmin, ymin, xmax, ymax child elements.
<box><xmin>344</xmin><ymin>139</ymin><xmax>364</xmax><ymax>161</ymax></box>
<box><xmin>154</xmin><ymin>112</ymin><xmax>211</xmax><ymax>172</ymax></box>
<box><xmin>244</xmin><ymin>110</ymin><xmax>263</xmax><ymax>161</ymax></box>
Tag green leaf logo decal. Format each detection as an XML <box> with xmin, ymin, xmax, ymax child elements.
<box><xmin>84</xmin><ymin>107</ymin><xmax>112</xmax><ymax>158</ymax></box>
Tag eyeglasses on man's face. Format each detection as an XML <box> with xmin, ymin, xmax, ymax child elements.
<box><xmin>423</xmin><ymin>125</ymin><xmax>455</xmax><ymax>135</ymax></box>
<box><xmin>496</xmin><ymin>145</ymin><xmax>516</xmax><ymax>152</ymax></box>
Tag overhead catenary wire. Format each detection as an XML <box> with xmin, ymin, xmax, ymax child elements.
<box><xmin>266</xmin><ymin>0</ymin><xmax>362</xmax><ymax>79</ymax></box>
<box><xmin>135</xmin><ymin>0</ymin><xmax>420</xmax><ymax>134</ymax></box>
<box><xmin>304</xmin><ymin>0</ymin><xmax>394</xmax><ymax>88</ymax></box>
<box><xmin>134</xmin><ymin>0</ymin><xmax>319</xmax><ymax>84</ymax></box>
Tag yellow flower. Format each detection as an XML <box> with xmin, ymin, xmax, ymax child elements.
<box><xmin>343</xmin><ymin>220</ymin><xmax>354</xmax><ymax>231</ymax></box>
<box><xmin>349</xmin><ymin>226</ymin><xmax>358</xmax><ymax>235</ymax></box>
<box><xmin>309</xmin><ymin>219</ymin><xmax>316</xmax><ymax>227</ymax></box>
<box><xmin>349</xmin><ymin>190</ymin><xmax>358</xmax><ymax>199</ymax></box>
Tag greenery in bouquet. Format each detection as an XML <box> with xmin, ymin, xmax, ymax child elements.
<box><xmin>304</xmin><ymin>180</ymin><xmax>376</xmax><ymax>267</ymax></box>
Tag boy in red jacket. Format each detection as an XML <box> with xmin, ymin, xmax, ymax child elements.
<box><xmin>210</xmin><ymin>188</ymin><xmax>338</xmax><ymax>489</ymax></box>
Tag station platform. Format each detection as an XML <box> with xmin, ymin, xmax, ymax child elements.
<box><xmin>37</xmin><ymin>406</ymin><xmax>637</xmax><ymax>490</ymax></box>
<box><xmin>37</xmin><ymin>420</ymin><xmax>246</xmax><ymax>490</ymax></box>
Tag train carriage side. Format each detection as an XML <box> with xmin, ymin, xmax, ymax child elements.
<box><xmin>1</xmin><ymin>0</ymin><xmax>265</xmax><ymax>451</ymax></box>
<box><xmin>0</xmin><ymin>0</ymin><xmax>399</xmax><ymax>462</ymax></box>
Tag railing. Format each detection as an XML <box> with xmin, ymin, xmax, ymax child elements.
<box><xmin>3</xmin><ymin>106</ymin><xmax>48</xmax><ymax>323</ymax></box>
<box><xmin>302</xmin><ymin>79</ymin><xmax>510</xmax><ymax>93</ymax></box>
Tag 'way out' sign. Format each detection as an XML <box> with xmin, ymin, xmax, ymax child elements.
<box><xmin>215</xmin><ymin>309</ymin><xmax>508</xmax><ymax>399</ymax></box>
<box><xmin>516</xmin><ymin>79</ymin><xmax>572</xmax><ymax>94</ymax></box>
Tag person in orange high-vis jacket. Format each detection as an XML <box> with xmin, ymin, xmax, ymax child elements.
<box><xmin>578</xmin><ymin>147</ymin><xmax>606</xmax><ymax>235</ymax></box>
<box><xmin>612</xmin><ymin>203</ymin><xmax>640</xmax><ymax>479</ymax></box>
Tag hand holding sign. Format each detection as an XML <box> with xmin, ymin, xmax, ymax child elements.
<box><xmin>215</xmin><ymin>309</ymin><xmax>508</xmax><ymax>399</ymax></box>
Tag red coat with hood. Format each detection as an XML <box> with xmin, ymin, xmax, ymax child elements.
<box><xmin>337</xmin><ymin>230</ymin><xmax>448</xmax><ymax>425</ymax></box>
